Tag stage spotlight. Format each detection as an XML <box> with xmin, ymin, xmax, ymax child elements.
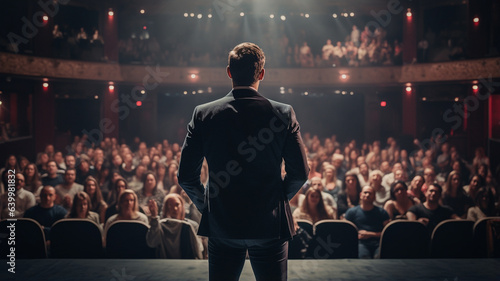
<box><xmin>183</xmin><ymin>91</ymin><xmax>188</xmax><ymax>95</ymax></box>
<box><xmin>281</xmin><ymin>15</ymin><xmax>286</xmax><ymax>21</ymax></box>
<box><xmin>270</xmin><ymin>14</ymin><xmax>275</xmax><ymax>19</ymax></box>
<box><xmin>197</xmin><ymin>14</ymin><xmax>202</xmax><ymax>19</ymax></box>
<box><xmin>332</xmin><ymin>13</ymin><xmax>337</xmax><ymax>18</ymax></box>
<box><xmin>192</xmin><ymin>91</ymin><xmax>196</xmax><ymax>95</ymax></box>
<box><xmin>344</xmin><ymin>13</ymin><xmax>348</xmax><ymax>17</ymax></box>
<box><xmin>43</xmin><ymin>15</ymin><xmax>49</xmax><ymax>21</ymax></box>
<box><xmin>190</xmin><ymin>74</ymin><xmax>197</xmax><ymax>79</ymax></box>
<box><xmin>422</xmin><ymin>97</ymin><xmax>427</xmax><ymax>101</ymax></box>
<box><xmin>350</xmin><ymin>12</ymin><xmax>354</xmax><ymax>17</ymax></box>
<box><xmin>208</xmin><ymin>14</ymin><xmax>213</xmax><ymax>18</ymax></box>
<box><xmin>184</xmin><ymin>13</ymin><xmax>188</xmax><ymax>17</ymax></box>
<box><xmin>334</xmin><ymin>90</ymin><xmax>340</xmax><ymax>94</ymax></box>
<box><xmin>0</xmin><ymin>101</ymin><xmax>2</xmax><ymax>105</ymax></box>
<box><xmin>304</xmin><ymin>92</ymin><xmax>309</xmax><ymax>96</ymax></box>
<box><xmin>240</xmin><ymin>12</ymin><xmax>245</xmax><ymax>17</ymax></box>
<box><xmin>43</xmin><ymin>82</ymin><xmax>49</xmax><ymax>88</ymax></box>
<box><xmin>108</xmin><ymin>85</ymin><xmax>115</xmax><ymax>91</ymax></box>
<box><xmin>140</xmin><ymin>90</ymin><xmax>146</xmax><ymax>94</ymax></box>
<box><xmin>406</xmin><ymin>86</ymin><xmax>412</xmax><ymax>93</ymax></box>
<box><xmin>472</xmin><ymin>85</ymin><xmax>479</xmax><ymax>90</ymax></box>
<box><xmin>108</xmin><ymin>10</ymin><xmax>114</xmax><ymax>17</ymax></box>
<box><xmin>305</xmin><ymin>14</ymin><xmax>309</xmax><ymax>18</ymax></box>
<box><xmin>454</xmin><ymin>97</ymin><xmax>459</xmax><ymax>102</ymax></box>
<box><xmin>190</xmin><ymin>13</ymin><xmax>195</xmax><ymax>17</ymax></box>
<box><xmin>406</xmin><ymin>9</ymin><xmax>412</xmax><ymax>17</ymax></box>
<box><xmin>140</xmin><ymin>9</ymin><xmax>145</xmax><ymax>14</ymax></box>
<box><xmin>94</xmin><ymin>95</ymin><xmax>99</xmax><ymax>99</ymax></box>
<box><xmin>350</xmin><ymin>91</ymin><xmax>354</xmax><ymax>95</ymax></box>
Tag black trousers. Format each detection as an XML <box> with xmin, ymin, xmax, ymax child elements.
<box><xmin>208</xmin><ymin>237</ymin><xmax>289</xmax><ymax>281</ymax></box>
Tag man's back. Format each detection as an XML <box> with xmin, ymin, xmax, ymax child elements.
<box><xmin>179</xmin><ymin>88</ymin><xmax>308</xmax><ymax>239</ymax></box>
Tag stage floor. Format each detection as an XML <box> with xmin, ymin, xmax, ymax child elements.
<box><xmin>1</xmin><ymin>259</ymin><xmax>499</xmax><ymax>281</ymax></box>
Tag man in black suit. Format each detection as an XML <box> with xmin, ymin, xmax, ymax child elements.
<box><xmin>178</xmin><ymin>42</ymin><xmax>309</xmax><ymax>281</ymax></box>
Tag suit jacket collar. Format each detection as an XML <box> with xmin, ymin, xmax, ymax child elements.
<box><xmin>227</xmin><ymin>87</ymin><xmax>262</xmax><ymax>99</ymax></box>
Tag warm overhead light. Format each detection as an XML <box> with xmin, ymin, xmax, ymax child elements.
<box><xmin>240</xmin><ymin>12</ymin><xmax>245</xmax><ymax>17</ymax></box>
<box><xmin>43</xmin><ymin>82</ymin><xmax>49</xmax><ymax>88</ymax></box>
<box><xmin>406</xmin><ymin>9</ymin><xmax>412</xmax><ymax>17</ymax></box>
<box><xmin>422</xmin><ymin>97</ymin><xmax>427</xmax><ymax>101</ymax></box>
<box><xmin>108</xmin><ymin>10</ymin><xmax>114</xmax><ymax>17</ymax></box>
<box><xmin>332</xmin><ymin>13</ymin><xmax>337</xmax><ymax>18</ymax></box>
<box><xmin>140</xmin><ymin>9</ymin><xmax>145</xmax><ymax>14</ymax></box>
<box><xmin>190</xmin><ymin>74</ymin><xmax>197</xmax><ymax>79</ymax></box>
<box><xmin>94</xmin><ymin>95</ymin><xmax>99</xmax><ymax>99</ymax></box>
<box><xmin>109</xmin><ymin>85</ymin><xmax>115</xmax><ymax>91</ymax></box>
<box><xmin>184</xmin><ymin>13</ymin><xmax>188</xmax><ymax>17</ymax></box>
<box><xmin>183</xmin><ymin>91</ymin><xmax>188</xmax><ymax>95</ymax></box>
<box><xmin>472</xmin><ymin>85</ymin><xmax>479</xmax><ymax>90</ymax></box>
<box><xmin>406</xmin><ymin>86</ymin><xmax>412</xmax><ymax>92</ymax></box>
<box><xmin>197</xmin><ymin>14</ymin><xmax>202</xmax><ymax>19</ymax></box>
<box><xmin>281</xmin><ymin>15</ymin><xmax>286</xmax><ymax>21</ymax></box>
<box><xmin>190</xmin><ymin>13</ymin><xmax>195</xmax><ymax>17</ymax></box>
<box><xmin>304</xmin><ymin>92</ymin><xmax>309</xmax><ymax>96</ymax></box>
<box><xmin>350</xmin><ymin>12</ymin><xmax>355</xmax><ymax>17</ymax></box>
<box><xmin>305</xmin><ymin>14</ymin><xmax>310</xmax><ymax>18</ymax></box>
<box><xmin>43</xmin><ymin>15</ymin><xmax>49</xmax><ymax>21</ymax></box>
<box><xmin>473</xmin><ymin>17</ymin><xmax>479</xmax><ymax>23</ymax></box>
<box><xmin>208</xmin><ymin>14</ymin><xmax>212</xmax><ymax>18</ymax></box>
<box><xmin>454</xmin><ymin>97</ymin><xmax>459</xmax><ymax>102</ymax></box>
<box><xmin>270</xmin><ymin>14</ymin><xmax>275</xmax><ymax>19</ymax></box>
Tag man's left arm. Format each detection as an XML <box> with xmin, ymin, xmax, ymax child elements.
<box><xmin>178</xmin><ymin>107</ymin><xmax>206</xmax><ymax>212</ymax></box>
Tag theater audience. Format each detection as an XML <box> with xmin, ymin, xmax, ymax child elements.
<box><xmin>41</xmin><ymin>160</ymin><xmax>64</xmax><ymax>188</ymax></box>
<box><xmin>105</xmin><ymin>178</ymin><xmax>130</xmax><ymax>222</ymax></box>
<box><xmin>84</xmin><ymin>176</ymin><xmax>107</xmax><ymax>224</ymax></box>
<box><xmin>442</xmin><ymin>171</ymin><xmax>472</xmax><ymax>218</ymax></box>
<box><xmin>407</xmin><ymin>175</ymin><xmax>425</xmax><ymax>204</ymax></box>
<box><xmin>467</xmin><ymin>187</ymin><xmax>496</xmax><ymax>221</ymax></box>
<box><xmin>345</xmin><ymin>186</ymin><xmax>390</xmax><ymax>259</ymax></box>
<box><xmin>383</xmin><ymin>181</ymin><xmax>417</xmax><ymax>220</ymax></box>
<box><xmin>369</xmin><ymin>170</ymin><xmax>390</xmax><ymax>208</ymax></box>
<box><xmin>54</xmin><ymin>168</ymin><xmax>84</xmax><ymax>211</ymax></box>
<box><xmin>24</xmin><ymin>185</ymin><xmax>67</xmax><ymax>239</ymax></box>
<box><xmin>105</xmin><ymin>189</ymin><xmax>148</xmax><ymax>232</ymax></box>
<box><xmin>293</xmin><ymin>187</ymin><xmax>336</xmax><ymax>223</ymax></box>
<box><xmin>321</xmin><ymin>165</ymin><xmax>342</xmax><ymax>200</ymax></box>
<box><xmin>300</xmin><ymin>177</ymin><xmax>336</xmax><ymax>210</ymax></box>
<box><xmin>137</xmin><ymin>171</ymin><xmax>166</xmax><ymax>216</ymax></box>
<box><xmin>407</xmin><ymin>183</ymin><xmax>460</xmax><ymax>232</ymax></box>
<box><xmin>66</xmin><ymin>191</ymin><xmax>100</xmax><ymax>225</ymax></box>
<box><xmin>463</xmin><ymin>174</ymin><xmax>485</xmax><ymax>200</ymax></box>
<box><xmin>146</xmin><ymin>195</ymin><xmax>203</xmax><ymax>259</ymax></box>
<box><xmin>337</xmin><ymin>172</ymin><xmax>362</xmax><ymax>218</ymax></box>
<box><xmin>0</xmin><ymin>173</ymin><xmax>36</xmax><ymax>219</ymax></box>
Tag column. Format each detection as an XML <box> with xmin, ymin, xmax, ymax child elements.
<box><xmin>34</xmin><ymin>81</ymin><xmax>55</xmax><ymax>153</ymax></box>
<box><xmin>101</xmin><ymin>84</ymin><xmax>119</xmax><ymax>139</ymax></box>
<box><xmin>402</xmin><ymin>85</ymin><xmax>417</xmax><ymax>137</ymax></box>
<box><xmin>402</xmin><ymin>1</ymin><xmax>417</xmax><ymax>64</ymax></box>
<box><xmin>103</xmin><ymin>6</ymin><xmax>119</xmax><ymax>62</ymax></box>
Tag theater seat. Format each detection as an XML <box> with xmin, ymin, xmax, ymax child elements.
<box><xmin>430</xmin><ymin>219</ymin><xmax>474</xmax><ymax>258</ymax></box>
<box><xmin>379</xmin><ymin>220</ymin><xmax>429</xmax><ymax>258</ymax></box>
<box><xmin>50</xmin><ymin>219</ymin><xmax>104</xmax><ymax>258</ymax></box>
<box><xmin>307</xmin><ymin>220</ymin><xmax>358</xmax><ymax>259</ymax></box>
<box><xmin>0</xmin><ymin>218</ymin><xmax>47</xmax><ymax>259</ymax></box>
<box><xmin>105</xmin><ymin>221</ymin><xmax>155</xmax><ymax>258</ymax></box>
<box><xmin>473</xmin><ymin>217</ymin><xmax>500</xmax><ymax>258</ymax></box>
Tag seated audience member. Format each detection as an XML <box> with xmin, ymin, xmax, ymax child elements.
<box><xmin>105</xmin><ymin>178</ymin><xmax>129</xmax><ymax>222</ymax></box>
<box><xmin>66</xmin><ymin>191</ymin><xmax>100</xmax><ymax>225</ymax></box>
<box><xmin>24</xmin><ymin>185</ymin><xmax>67</xmax><ymax>238</ymax></box>
<box><xmin>421</xmin><ymin>167</ymin><xmax>436</xmax><ymax>194</ymax></box>
<box><xmin>370</xmin><ymin>170</ymin><xmax>390</xmax><ymax>207</ymax></box>
<box><xmin>137</xmin><ymin>171</ymin><xmax>166</xmax><ymax>216</ymax></box>
<box><xmin>463</xmin><ymin>174</ymin><xmax>485</xmax><ymax>201</ymax></box>
<box><xmin>383</xmin><ymin>181</ymin><xmax>417</xmax><ymax>220</ymax></box>
<box><xmin>76</xmin><ymin>159</ymin><xmax>96</xmax><ymax>185</ymax></box>
<box><xmin>84</xmin><ymin>176</ymin><xmax>108</xmax><ymax>224</ymax></box>
<box><xmin>54</xmin><ymin>151</ymin><xmax>66</xmax><ymax>170</ymax></box>
<box><xmin>300</xmin><ymin>177</ymin><xmax>336</xmax><ymax>209</ymax></box>
<box><xmin>442</xmin><ymin>171</ymin><xmax>472</xmax><ymax>218</ymax></box>
<box><xmin>36</xmin><ymin>152</ymin><xmax>50</xmax><ymax>175</ymax></box>
<box><xmin>345</xmin><ymin>186</ymin><xmax>390</xmax><ymax>259</ymax></box>
<box><xmin>407</xmin><ymin>175</ymin><xmax>425</xmax><ymax>203</ymax></box>
<box><xmin>322</xmin><ymin>165</ymin><xmax>342</xmax><ymax>201</ymax></box>
<box><xmin>337</xmin><ymin>172</ymin><xmax>362</xmax><ymax>218</ymax></box>
<box><xmin>307</xmin><ymin>159</ymin><xmax>321</xmax><ymax>179</ymax></box>
<box><xmin>146</xmin><ymin>195</ymin><xmax>203</xmax><ymax>259</ymax></box>
<box><xmin>0</xmin><ymin>173</ymin><xmax>36</xmax><ymax>219</ymax></box>
<box><xmin>381</xmin><ymin>163</ymin><xmax>403</xmax><ymax>189</ymax></box>
<box><xmin>154</xmin><ymin>162</ymin><xmax>168</xmax><ymax>193</ymax></box>
<box><xmin>357</xmin><ymin>162</ymin><xmax>371</xmax><ymax>188</ymax></box>
<box><xmin>54</xmin><ymin>168</ymin><xmax>84</xmax><ymax>211</ymax></box>
<box><xmin>332</xmin><ymin>153</ymin><xmax>347</xmax><ymax>181</ymax></box>
<box><xmin>120</xmin><ymin>153</ymin><xmax>136</xmax><ymax>182</ymax></box>
<box><xmin>105</xmin><ymin>189</ymin><xmax>148</xmax><ymax>232</ymax></box>
<box><xmin>467</xmin><ymin>187</ymin><xmax>496</xmax><ymax>221</ymax></box>
<box><xmin>128</xmin><ymin>164</ymin><xmax>147</xmax><ymax>192</ymax></box>
<box><xmin>293</xmin><ymin>187</ymin><xmax>336</xmax><ymax>224</ymax></box>
<box><xmin>65</xmin><ymin>154</ymin><xmax>77</xmax><ymax>170</ymax></box>
<box><xmin>41</xmin><ymin>160</ymin><xmax>64</xmax><ymax>187</ymax></box>
<box><xmin>23</xmin><ymin>163</ymin><xmax>42</xmax><ymax>194</ymax></box>
<box><xmin>1</xmin><ymin>155</ymin><xmax>19</xmax><ymax>194</ymax></box>
<box><xmin>407</xmin><ymin>183</ymin><xmax>460</xmax><ymax>232</ymax></box>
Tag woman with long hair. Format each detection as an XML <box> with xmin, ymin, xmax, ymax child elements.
<box><xmin>137</xmin><ymin>171</ymin><xmax>165</xmax><ymax>216</ymax></box>
<box><xmin>337</xmin><ymin>172</ymin><xmax>362</xmax><ymax>218</ymax></box>
<box><xmin>321</xmin><ymin>165</ymin><xmax>342</xmax><ymax>200</ymax></box>
<box><xmin>463</xmin><ymin>174</ymin><xmax>485</xmax><ymax>201</ymax></box>
<box><xmin>384</xmin><ymin>181</ymin><xmax>417</xmax><ymax>220</ymax></box>
<box><xmin>467</xmin><ymin>187</ymin><xmax>496</xmax><ymax>221</ymax></box>
<box><xmin>84</xmin><ymin>176</ymin><xmax>108</xmax><ymax>224</ymax></box>
<box><xmin>67</xmin><ymin>191</ymin><xmax>100</xmax><ymax>225</ymax></box>
<box><xmin>105</xmin><ymin>189</ymin><xmax>148</xmax><ymax>232</ymax></box>
<box><xmin>293</xmin><ymin>187</ymin><xmax>336</xmax><ymax>224</ymax></box>
<box><xmin>23</xmin><ymin>163</ymin><xmax>42</xmax><ymax>194</ymax></box>
<box><xmin>442</xmin><ymin>171</ymin><xmax>472</xmax><ymax>218</ymax></box>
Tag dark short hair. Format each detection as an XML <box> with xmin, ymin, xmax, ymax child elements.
<box><xmin>228</xmin><ymin>42</ymin><xmax>265</xmax><ymax>86</ymax></box>
<box><xmin>428</xmin><ymin>182</ymin><xmax>443</xmax><ymax>193</ymax></box>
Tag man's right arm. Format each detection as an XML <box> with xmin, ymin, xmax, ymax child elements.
<box><xmin>282</xmin><ymin>106</ymin><xmax>309</xmax><ymax>201</ymax></box>
<box><xmin>178</xmin><ymin>107</ymin><xmax>206</xmax><ymax>212</ymax></box>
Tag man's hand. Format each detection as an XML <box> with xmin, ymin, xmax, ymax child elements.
<box><xmin>148</xmin><ymin>200</ymin><xmax>158</xmax><ymax>217</ymax></box>
<box><xmin>417</xmin><ymin>217</ymin><xmax>429</xmax><ymax>226</ymax></box>
<box><xmin>358</xmin><ymin>230</ymin><xmax>371</xmax><ymax>240</ymax></box>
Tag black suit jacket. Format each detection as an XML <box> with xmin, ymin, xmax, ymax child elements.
<box><xmin>178</xmin><ymin>88</ymin><xmax>308</xmax><ymax>239</ymax></box>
